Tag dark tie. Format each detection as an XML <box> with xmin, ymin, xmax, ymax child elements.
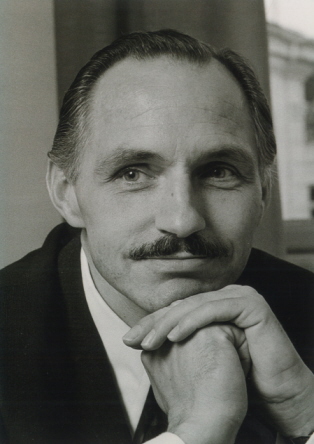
<box><xmin>236</xmin><ymin>413</ymin><xmax>277</xmax><ymax>444</ymax></box>
<box><xmin>133</xmin><ymin>388</ymin><xmax>168</xmax><ymax>444</ymax></box>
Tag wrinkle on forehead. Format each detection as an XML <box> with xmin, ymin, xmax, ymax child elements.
<box><xmin>128</xmin><ymin>97</ymin><xmax>248</xmax><ymax>121</ymax></box>
<box><xmin>91</xmin><ymin>57</ymin><xmax>248</xmax><ymax>120</ymax></box>
<box><xmin>91</xmin><ymin>101</ymin><xmax>250</xmax><ymax>134</ymax></box>
<box><xmin>88</xmin><ymin>57</ymin><xmax>255</xmax><ymax>161</ymax></box>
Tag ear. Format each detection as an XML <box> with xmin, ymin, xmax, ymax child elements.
<box><xmin>259</xmin><ymin>178</ymin><xmax>271</xmax><ymax>220</ymax></box>
<box><xmin>46</xmin><ymin>160</ymin><xmax>85</xmax><ymax>228</ymax></box>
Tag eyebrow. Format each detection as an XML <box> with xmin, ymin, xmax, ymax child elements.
<box><xmin>94</xmin><ymin>144</ymin><xmax>257</xmax><ymax>177</ymax></box>
<box><xmin>94</xmin><ymin>148</ymin><xmax>165</xmax><ymax>177</ymax></box>
<box><xmin>190</xmin><ymin>146</ymin><xmax>257</xmax><ymax>170</ymax></box>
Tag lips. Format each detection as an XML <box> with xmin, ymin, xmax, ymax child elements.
<box><xmin>140</xmin><ymin>255</ymin><xmax>214</xmax><ymax>274</ymax></box>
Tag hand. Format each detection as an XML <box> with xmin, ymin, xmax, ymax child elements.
<box><xmin>124</xmin><ymin>285</ymin><xmax>314</xmax><ymax>437</ymax></box>
<box><xmin>141</xmin><ymin>325</ymin><xmax>248</xmax><ymax>444</ymax></box>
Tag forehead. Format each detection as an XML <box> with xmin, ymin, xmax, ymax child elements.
<box><xmin>91</xmin><ymin>56</ymin><xmax>249</xmax><ymax>120</ymax></box>
<box><xmin>85</xmin><ymin>56</ymin><xmax>256</xmax><ymax>166</ymax></box>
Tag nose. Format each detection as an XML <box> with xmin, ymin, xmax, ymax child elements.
<box><xmin>155</xmin><ymin>174</ymin><xmax>206</xmax><ymax>238</ymax></box>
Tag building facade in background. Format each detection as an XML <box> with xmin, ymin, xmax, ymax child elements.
<box><xmin>268</xmin><ymin>22</ymin><xmax>314</xmax><ymax>220</ymax></box>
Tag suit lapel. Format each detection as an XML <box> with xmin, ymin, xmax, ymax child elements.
<box><xmin>58</xmin><ymin>237</ymin><xmax>132</xmax><ymax>443</ymax></box>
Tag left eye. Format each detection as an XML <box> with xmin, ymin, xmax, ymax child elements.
<box><xmin>206</xmin><ymin>167</ymin><xmax>234</xmax><ymax>179</ymax></box>
<box><xmin>122</xmin><ymin>169</ymin><xmax>141</xmax><ymax>181</ymax></box>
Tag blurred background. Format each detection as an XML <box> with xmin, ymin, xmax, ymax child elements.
<box><xmin>1</xmin><ymin>0</ymin><xmax>313</xmax><ymax>271</ymax></box>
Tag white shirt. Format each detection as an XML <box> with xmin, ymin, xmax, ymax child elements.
<box><xmin>81</xmin><ymin>248</ymin><xmax>314</xmax><ymax>444</ymax></box>
<box><xmin>81</xmin><ymin>248</ymin><xmax>183</xmax><ymax>444</ymax></box>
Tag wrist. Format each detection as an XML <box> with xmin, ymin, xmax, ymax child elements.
<box><xmin>168</xmin><ymin>413</ymin><xmax>243</xmax><ymax>444</ymax></box>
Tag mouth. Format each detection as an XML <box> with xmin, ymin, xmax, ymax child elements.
<box><xmin>139</xmin><ymin>254</ymin><xmax>215</xmax><ymax>274</ymax></box>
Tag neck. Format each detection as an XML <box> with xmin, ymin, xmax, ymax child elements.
<box><xmin>81</xmin><ymin>231</ymin><xmax>147</xmax><ymax>327</ymax></box>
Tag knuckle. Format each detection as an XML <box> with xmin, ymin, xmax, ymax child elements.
<box><xmin>239</xmin><ymin>286</ymin><xmax>264</xmax><ymax>307</ymax></box>
<box><xmin>178</xmin><ymin>315</ymin><xmax>193</xmax><ymax>332</ymax></box>
<box><xmin>241</xmin><ymin>285</ymin><xmax>257</xmax><ymax>297</ymax></box>
<box><xmin>225</xmin><ymin>284</ymin><xmax>241</xmax><ymax>290</ymax></box>
<box><xmin>138</xmin><ymin>314</ymin><xmax>154</xmax><ymax>327</ymax></box>
<box><xmin>238</xmin><ymin>287</ymin><xmax>272</xmax><ymax>322</ymax></box>
<box><xmin>138</xmin><ymin>307</ymin><xmax>168</xmax><ymax>328</ymax></box>
<box><xmin>242</xmin><ymin>285</ymin><xmax>264</xmax><ymax>301</ymax></box>
<box><xmin>241</xmin><ymin>286</ymin><xmax>267</xmax><ymax>306</ymax></box>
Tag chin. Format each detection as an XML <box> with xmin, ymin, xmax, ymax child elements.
<box><xmin>137</xmin><ymin>277</ymin><xmax>225</xmax><ymax>313</ymax></box>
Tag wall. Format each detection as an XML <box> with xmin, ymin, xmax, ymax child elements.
<box><xmin>1</xmin><ymin>0</ymin><xmax>285</xmax><ymax>268</ymax></box>
<box><xmin>0</xmin><ymin>0</ymin><xmax>61</xmax><ymax>268</ymax></box>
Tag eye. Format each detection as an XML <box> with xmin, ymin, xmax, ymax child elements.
<box><xmin>114</xmin><ymin>165</ymin><xmax>157</xmax><ymax>190</ymax></box>
<box><xmin>204</xmin><ymin>166</ymin><xmax>236</xmax><ymax>180</ymax></box>
<box><xmin>198</xmin><ymin>163</ymin><xmax>244</xmax><ymax>189</ymax></box>
<box><xmin>122</xmin><ymin>169</ymin><xmax>141</xmax><ymax>182</ymax></box>
<box><xmin>209</xmin><ymin>167</ymin><xmax>230</xmax><ymax>178</ymax></box>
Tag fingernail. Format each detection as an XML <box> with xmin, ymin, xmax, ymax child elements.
<box><xmin>141</xmin><ymin>329</ymin><xmax>156</xmax><ymax>348</ymax></box>
<box><xmin>123</xmin><ymin>325</ymin><xmax>143</xmax><ymax>342</ymax></box>
<box><xmin>167</xmin><ymin>325</ymin><xmax>180</xmax><ymax>341</ymax></box>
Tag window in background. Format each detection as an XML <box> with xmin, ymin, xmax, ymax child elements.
<box><xmin>305</xmin><ymin>75</ymin><xmax>314</xmax><ymax>143</ymax></box>
<box><xmin>265</xmin><ymin>0</ymin><xmax>314</xmax><ymax>271</ymax></box>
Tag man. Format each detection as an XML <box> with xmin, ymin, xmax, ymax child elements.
<box><xmin>1</xmin><ymin>30</ymin><xmax>313</xmax><ymax>444</ymax></box>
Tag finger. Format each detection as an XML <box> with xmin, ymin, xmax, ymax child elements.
<box><xmin>123</xmin><ymin>305</ymin><xmax>173</xmax><ymax>346</ymax></box>
<box><xmin>236</xmin><ymin>334</ymin><xmax>251</xmax><ymax>376</ymax></box>
<box><xmin>138</xmin><ymin>287</ymin><xmax>252</xmax><ymax>350</ymax></box>
<box><xmin>140</xmin><ymin>297</ymin><xmax>210</xmax><ymax>350</ymax></box>
<box><xmin>125</xmin><ymin>286</ymin><xmax>255</xmax><ymax>349</ymax></box>
<box><xmin>164</xmin><ymin>297</ymin><xmax>303</xmax><ymax>384</ymax></box>
<box><xmin>166</xmin><ymin>297</ymin><xmax>263</xmax><ymax>342</ymax></box>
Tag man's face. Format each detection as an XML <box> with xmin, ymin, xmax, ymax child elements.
<box><xmin>71</xmin><ymin>57</ymin><xmax>265</xmax><ymax>319</ymax></box>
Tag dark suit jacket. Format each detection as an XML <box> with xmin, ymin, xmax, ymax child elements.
<box><xmin>1</xmin><ymin>224</ymin><xmax>313</xmax><ymax>443</ymax></box>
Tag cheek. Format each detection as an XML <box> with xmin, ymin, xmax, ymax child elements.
<box><xmin>79</xmin><ymin>191</ymin><xmax>154</xmax><ymax>257</ymax></box>
<box><xmin>206</xmin><ymin>189</ymin><xmax>263</xmax><ymax>240</ymax></box>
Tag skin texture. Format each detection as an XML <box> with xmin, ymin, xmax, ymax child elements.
<box><xmin>124</xmin><ymin>285</ymin><xmax>314</xmax><ymax>438</ymax></box>
<box><xmin>48</xmin><ymin>56</ymin><xmax>266</xmax><ymax>326</ymax></box>
<box><xmin>141</xmin><ymin>325</ymin><xmax>249</xmax><ymax>444</ymax></box>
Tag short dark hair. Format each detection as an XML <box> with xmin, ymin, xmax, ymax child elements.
<box><xmin>48</xmin><ymin>29</ymin><xmax>276</xmax><ymax>184</ymax></box>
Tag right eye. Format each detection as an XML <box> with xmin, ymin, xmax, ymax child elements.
<box><xmin>121</xmin><ymin>169</ymin><xmax>142</xmax><ymax>182</ymax></box>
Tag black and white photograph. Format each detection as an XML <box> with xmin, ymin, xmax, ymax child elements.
<box><xmin>1</xmin><ymin>1</ymin><xmax>314</xmax><ymax>443</ymax></box>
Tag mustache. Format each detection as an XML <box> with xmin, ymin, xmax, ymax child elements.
<box><xmin>128</xmin><ymin>234</ymin><xmax>230</xmax><ymax>260</ymax></box>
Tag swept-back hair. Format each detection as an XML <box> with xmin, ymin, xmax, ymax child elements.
<box><xmin>48</xmin><ymin>29</ymin><xmax>276</xmax><ymax>184</ymax></box>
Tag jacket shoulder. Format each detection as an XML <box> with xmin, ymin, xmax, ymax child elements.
<box><xmin>0</xmin><ymin>223</ymin><xmax>80</xmax><ymax>289</ymax></box>
<box><xmin>241</xmin><ymin>248</ymin><xmax>314</xmax><ymax>291</ymax></box>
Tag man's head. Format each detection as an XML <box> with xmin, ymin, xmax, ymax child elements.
<box><xmin>47</xmin><ymin>30</ymin><xmax>276</xmax><ymax>323</ymax></box>
<box><xmin>49</xmin><ymin>29</ymin><xmax>275</xmax><ymax>184</ymax></box>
